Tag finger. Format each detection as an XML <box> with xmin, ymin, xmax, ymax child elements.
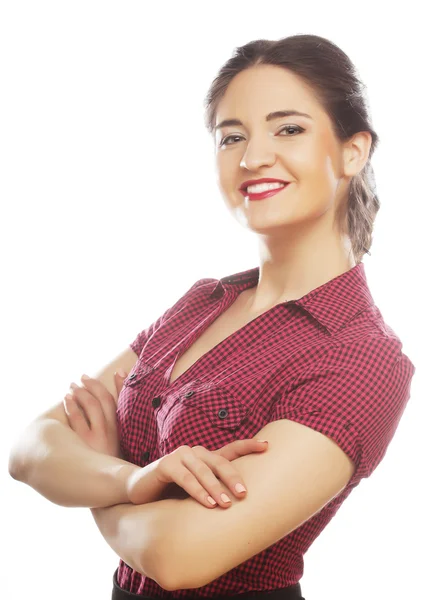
<box><xmin>169</xmin><ymin>460</ymin><xmax>224</xmax><ymax>509</ymax></box>
<box><xmin>215</xmin><ymin>438</ymin><xmax>269</xmax><ymax>462</ymax></box>
<box><xmin>180</xmin><ymin>449</ymin><xmax>234</xmax><ymax>509</ymax></box>
<box><xmin>114</xmin><ymin>371</ymin><xmax>127</xmax><ymax>401</ymax></box>
<box><xmin>193</xmin><ymin>446</ymin><xmax>248</xmax><ymax>500</ymax></box>
<box><xmin>63</xmin><ymin>395</ymin><xmax>90</xmax><ymax>434</ymax></box>
<box><xmin>71</xmin><ymin>384</ymin><xmax>107</xmax><ymax>430</ymax></box>
<box><xmin>80</xmin><ymin>374</ymin><xmax>116</xmax><ymax>407</ymax></box>
<box><xmin>79</xmin><ymin>376</ymin><xmax>117</xmax><ymax>425</ymax></box>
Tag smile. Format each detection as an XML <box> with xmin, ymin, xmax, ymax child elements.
<box><xmin>240</xmin><ymin>183</ymin><xmax>291</xmax><ymax>201</ymax></box>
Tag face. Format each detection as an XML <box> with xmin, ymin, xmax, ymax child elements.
<box><xmin>214</xmin><ymin>65</ymin><xmax>356</xmax><ymax>237</ymax></box>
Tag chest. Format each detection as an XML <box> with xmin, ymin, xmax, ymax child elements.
<box><xmin>169</xmin><ymin>293</ymin><xmax>258</xmax><ymax>385</ymax></box>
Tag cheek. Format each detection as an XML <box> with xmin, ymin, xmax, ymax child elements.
<box><xmin>216</xmin><ymin>153</ymin><xmax>232</xmax><ymax>182</ymax></box>
<box><xmin>216</xmin><ymin>156</ymin><xmax>242</xmax><ymax>203</ymax></box>
<box><xmin>294</xmin><ymin>144</ymin><xmax>338</xmax><ymax>196</ymax></box>
<box><xmin>290</xmin><ymin>132</ymin><xmax>334</xmax><ymax>170</ymax></box>
<box><xmin>307</xmin><ymin>134</ymin><xmax>341</xmax><ymax>178</ymax></box>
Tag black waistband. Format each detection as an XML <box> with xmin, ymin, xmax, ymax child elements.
<box><xmin>111</xmin><ymin>567</ymin><xmax>305</xmax><ymax>600</ymax></box>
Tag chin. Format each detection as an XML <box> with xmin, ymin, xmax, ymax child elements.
<box><xmin>245</xmin><ymin>211</ymin><xmax>297</xmax><ymax>230</ymax></box>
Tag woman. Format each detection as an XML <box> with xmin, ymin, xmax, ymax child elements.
<box><xmin>11</xmin><ymin>33</ymin><xmax>416</xmax><ymax>599</ymax></box>
<box><xmin>108</xmin><ymin>33</ymin><xmax>415</xmax><ymax>598</ymax></box>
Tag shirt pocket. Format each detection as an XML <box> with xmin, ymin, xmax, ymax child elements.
<box><xmin>159</xmin><ymin>383</ymin><xmax>250</xmax><ymax>452</ymax></box>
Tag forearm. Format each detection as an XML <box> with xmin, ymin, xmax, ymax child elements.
<box><xmin>9</xmin><ymin>419</ymin><xmax>138</xmax><ymax>508</ymax></box>
<box><xmin>90</xmin><ymin>497</ymin><xmax>181</xmax><ymax>588</ymax></box>
<box><xmin>90</xmin><ymin>481</ymin><xmax>240</xmax><ymax>591</ymax></box>
<box><xmin>90</xmin><ymin>503</ymin><xmax>145</xmax><ymax>574</ymax></box>
<box><xmin>88</xmin><ymin>474</ymin><xmax>190</xmax><ymax>577</ymax></box>
<box><xmin>90</xmin><ymin>502</ymin><xmax>158</xmax><ymax>578</ymax></box>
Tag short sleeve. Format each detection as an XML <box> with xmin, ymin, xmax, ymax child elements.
<box><xmin>269</xmin><ymin>336</ymin><xmax>416</xmax><ymax>480</ymax></box>
<box><xmin>129</xmin><ymin>278</ymin><xmax>210</xmax><ymax>358</ymax></box>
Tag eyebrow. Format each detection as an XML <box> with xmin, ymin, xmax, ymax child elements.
<box><xmin>214</xmin><ymin>110</ymin><xmax>313</xmax><ymax>132</ymax></box>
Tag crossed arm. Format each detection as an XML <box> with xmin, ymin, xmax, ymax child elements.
<box><xmin>91</xmin><ymin>418</ymin><xmax>355</xmax><ymax>591</ymax></box>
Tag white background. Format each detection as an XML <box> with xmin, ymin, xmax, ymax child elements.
<box><xmin>2</xmin><ymin>2</ymin><xmax>422</xmax><ymax>599</ymax></box>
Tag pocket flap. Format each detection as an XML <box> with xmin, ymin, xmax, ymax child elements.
<box><xmin>123</xmin><ymin>360</ymin><xmax>154</xmax><ymax>387</ymax></box>
<box><xmin>180</xmin><ymin>384</ymin><xmax>249</xmax><ymax>430</ymax></box>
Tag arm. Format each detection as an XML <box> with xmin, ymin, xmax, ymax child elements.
<box><xmin>9</xmin><ymin>418</ymin><xmax>138</xmax><ymax>508</ymax></box>
<box><xmin>89</xmin><ymin>478</ymin><xmax>190</xmax><ymax>584</ymax></box>
<box><xmin>126</xmin><ymin>418</ymin><xmax>356</xmax><ymax>591</ymax></box>
<box><xmin>9</xmin><ymin>417</ymin><xmax>185</xmax><ymax>583</ymax></box>
<box><xmin>90</xmin><ymin>500</ymin><xmax>171</xmax><ymax>585</ymax></box>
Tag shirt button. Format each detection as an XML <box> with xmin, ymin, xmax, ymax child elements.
<box><xmin>141</xmin><ymin>451</ymin><xmax>150</xmax><ymax>462</ymax></box>
<box><xmin>129</xmin><ymin>373</ymin><xmax>136</xmax><ymax>380</ymax></box>
<box><xmin>218</xmin><ymin>408</ymin><xmax>228</xmax><ymax>419</ymax></box>
<box><xmin>184</xmin><ymin>390</ymin><xmax>195</xmax><ymax>398</ymax></box>
<box><xmin>152</xmin><ymin>396</ymin><xmax>161</xmax><ymax>408</ymax></box>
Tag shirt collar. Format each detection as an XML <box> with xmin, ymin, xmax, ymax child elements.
<box><xmin>209</xmin><ymin>262</ymin><xmax>374</xmax><ymax>336</ymax></box>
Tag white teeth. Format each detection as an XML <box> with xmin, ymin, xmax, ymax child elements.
<box><xmin>246</xmin><ymin>182</ymin><xmax>286</xmax><ymax>194</ymax></box>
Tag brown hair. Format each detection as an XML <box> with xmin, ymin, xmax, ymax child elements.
<box><xmin>203</xmin><ymin>34</ymin><xmax>380</xmax><ymax>265</ymax></box>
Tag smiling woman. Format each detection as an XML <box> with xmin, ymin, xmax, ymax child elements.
<box><xmin>105</xmin><ymin>33</ymin><xmax>415</xmax><ymax>600</ymax></box>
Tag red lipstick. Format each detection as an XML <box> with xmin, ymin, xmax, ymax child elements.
<box><xmin>239</xmin><ymin>178</ymin><xmax>291</xmax><ymax>201</ymax></box>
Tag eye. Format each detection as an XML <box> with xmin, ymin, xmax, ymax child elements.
<box><xmin>278</xmin><ymin>125</ymin><xmax>304</xmax><ymax>136</ymax></box>
<box><xmin>219</xmin><ymin>134</ymin><xmax>244</xmax><ymax>147</ymax></box>
<box><xmin>219</xmin><ymin>124</ymin><xmax>304</xmax><ymax>147</ymax></box>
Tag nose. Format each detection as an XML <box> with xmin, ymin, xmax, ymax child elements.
<box><xmin>239</xmin><ymin>138</ymin><xmax>277</xmax><ymax>171</ymax></box>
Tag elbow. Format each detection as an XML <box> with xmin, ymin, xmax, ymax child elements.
<box><xmin>137</xmin><ymin>532</ymin><xmax>178</xmax><ymax>592</ymax></box>
<box><xmin>133</xmin><ymin>499</ymin><xmax>199</xmax><ymax>592</ymax></box>
<box><xmin>8</xmin><ymin>452</ymin><xmax>27</xmax><ymax>482</ymax></box>
<box><xmin>8</xmin><ymin>459</ymin><xmax>20</xmax><ymax>480</ymax></box>
<box><xmin>146</xmin><ymin>543</ymin><xmax>201</xmax><ymax>592</ymax></box>
<box><xmin>9</xmin><ymin>465</ymin><xmax>22</xmax><ymax>481</ymax></box>
<box><xmin>156</xmin><ymin>568</ymin><xmax>187</xmax><ymax>593</ymax></box>
<box><xmin>157</xmin><ymin>573</ymin><xmax>178</xmax><ymax>593</ymax></box>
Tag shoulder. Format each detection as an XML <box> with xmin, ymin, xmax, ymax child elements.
<box><xmin>331</xmin><ymin>296</ymin><xmax>416</xmax><ymax>373</ymax></box>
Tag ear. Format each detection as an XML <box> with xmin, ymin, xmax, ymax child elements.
<box><xmin>343</xmin><ymin>131</ymin><xmax>372</xmax><ymax>177</ymax></box>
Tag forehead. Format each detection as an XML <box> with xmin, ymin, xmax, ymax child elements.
<box><xmin>215</xmin><ymin>65</ymin><xmax>323</xmax><ymax>124</ymax></box>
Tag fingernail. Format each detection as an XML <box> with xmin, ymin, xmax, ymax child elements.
<box><xmin>221</xmin><ymin>493</ymin><xmax>231</xmax><ymax>503</ymax></box>
<box><xmin>207</xmin><ymin>496</ymin><xmax>217</xmax><ymax>505</ymax></box>
<box><xmin>117</xmin><ymin>368</ymin><xmax>127</xmax><ymax>378</ymax></box>
<box><xmin>257</xmin><ymin>440</ymin><xmax>268</xmax><ymax>443</ymax></box>
<box><xmin>81</xmin><ymin>374</ymin><xmax>90</xmax><ymax>381</ymax></box>
<box><xmin>235</xmin><ymin>483</ymin><xmax>246</xmax><ymax>493</ymax></box>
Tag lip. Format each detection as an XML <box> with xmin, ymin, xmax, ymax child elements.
<box><xmin>240</xmin><ymin>183</ymin><xmax>291</xmax><ymax>201</ymax></box>
<box><xmin>239</xmin><ymin>177</ymin><xmax>290</xmax><ymax>192</ymax></box>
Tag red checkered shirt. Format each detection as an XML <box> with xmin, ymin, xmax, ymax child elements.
<box><xmin>115</xmin><ymin>261</ymin><xmax>416</xmax><ymax>596</ymax></box>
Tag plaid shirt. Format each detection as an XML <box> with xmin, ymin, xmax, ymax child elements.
<box><xmin>116</xmin><ymin>262</ymin><xmax>416</xmax><ymax>596</ymax></box>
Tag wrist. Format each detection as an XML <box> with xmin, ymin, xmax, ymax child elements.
<box><xmin>112</xmin><ymin>461</ymin><xmax>141</xmax><ymax>505</ymax></box>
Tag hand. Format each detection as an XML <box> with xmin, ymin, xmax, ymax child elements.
<box><xmin>63</xmin><ymin>371</ymin><xmax>127</xmax><ymax>459</ymax></box>
<box><xmin>127</xmin><ymin>439</ymin><xmax>269</xmax><ymax>509</ymax></box>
